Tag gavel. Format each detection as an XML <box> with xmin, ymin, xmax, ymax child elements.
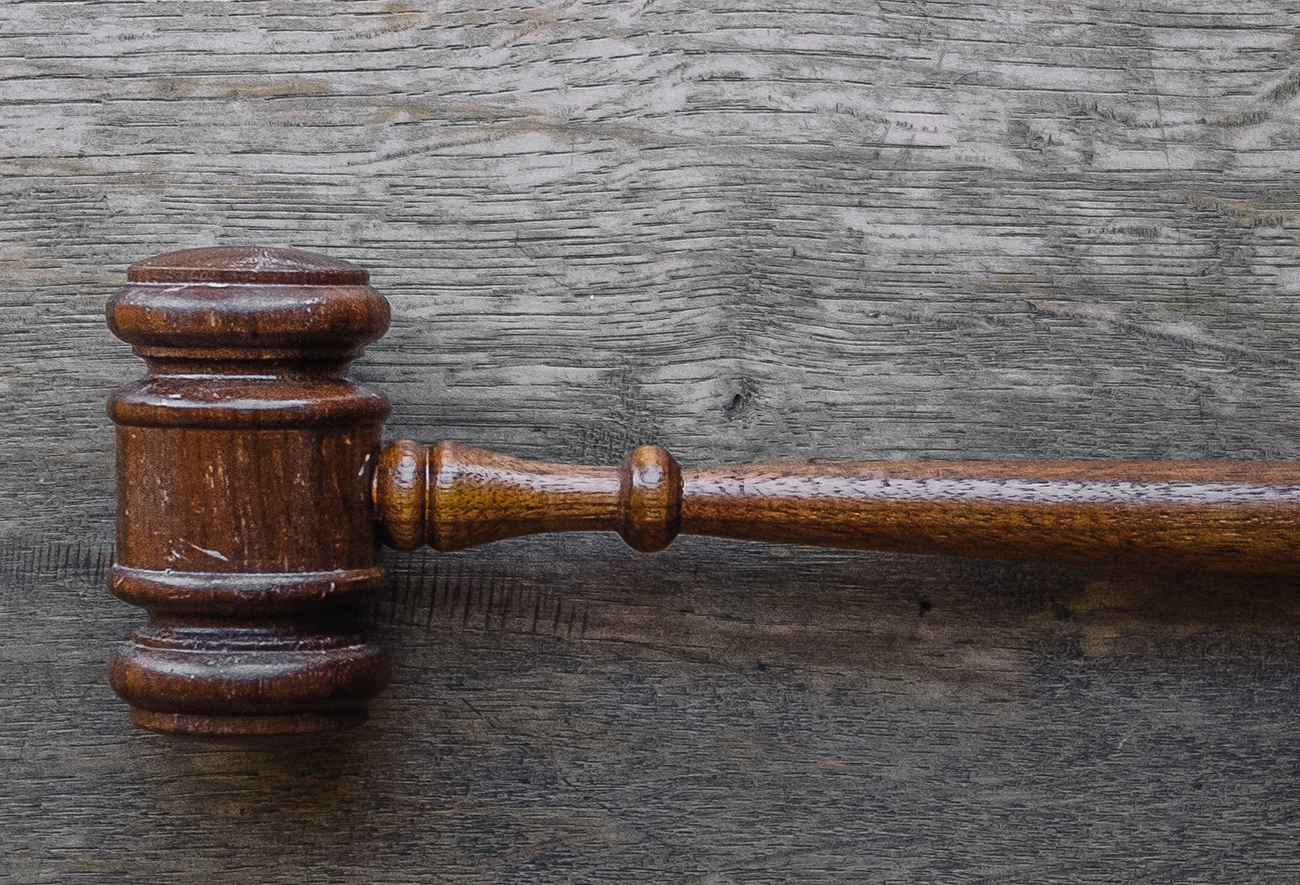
<box><xmin>107</xmin><ymin>246</ymin><xmax>1300</xmax><ymax>737</ymax></box>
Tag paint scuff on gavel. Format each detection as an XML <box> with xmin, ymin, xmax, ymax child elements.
<box><xmin>106</xmin><ymin>247</ymin><xmax>1300</xmax><ymax>737</ymax></box>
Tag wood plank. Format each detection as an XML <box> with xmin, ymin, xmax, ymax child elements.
<box><xmin>4</xmin><ymin>0</ymin><xmax>1300</xmax><ymax>880</ymax></box>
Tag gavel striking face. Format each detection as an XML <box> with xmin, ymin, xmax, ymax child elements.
<box><xmin>107</xmin><ymin>246</ymin><xmax>1300</xmax><ymax>737</ymax></box>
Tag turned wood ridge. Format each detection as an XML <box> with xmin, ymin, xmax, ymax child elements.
<box><xmin>107</xmin><ymin>247</ymin><xmax>1300</xmax><ymax>737</ymax></box>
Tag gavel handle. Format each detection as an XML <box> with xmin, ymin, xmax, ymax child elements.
<box><xmin>374</xmin><ymin>441</ymin><xmax>1300</xmax><ymax>574</ymax></box>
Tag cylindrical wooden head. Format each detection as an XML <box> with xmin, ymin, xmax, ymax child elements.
<box><xmin>107</xmin><ymin>247</ymin><xmax>393</xmax><ymax>736</ymax></box>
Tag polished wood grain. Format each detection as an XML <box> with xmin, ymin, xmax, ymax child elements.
<box><xmin>376</xmin><ymin>442</ymin><xmax>1300</xmax><ymax>573</ymax></box>
<box><xmin>107</xmin><ymin>247</ymin><xmax>393</xmax><ymax>736</ymax></box>
<box><xmin>376</xmin><ymin>440</ymin><xmax>682</xmax><ymax>553</ymax></box>
<box><xmin>680</xmin><ymin>460</ymin><xmax>1300</xmax><ymax>571</ymax></box>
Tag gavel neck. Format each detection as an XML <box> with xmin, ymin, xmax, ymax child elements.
<box><xmin>374</xmin><ymin>440</ymin><xmax>682</xmax><ymax>553</ymax></box>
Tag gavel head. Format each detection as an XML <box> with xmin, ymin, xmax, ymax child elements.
<box><xmin>106</xmin><ymin>246</ymin><xmax>393</xmax><ymax>737</ymax></box>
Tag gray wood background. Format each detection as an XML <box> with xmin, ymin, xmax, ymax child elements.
<box><xmin>5</xmin><ymin>1</ymin><xmax>1300</xmax><ymax>881</ymax></box>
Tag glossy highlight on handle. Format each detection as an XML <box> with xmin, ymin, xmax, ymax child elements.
<box><xmin>375</xmin><ymin>444</ymin><xmax>1300</xmax><ymax>574</ymax></box>
<box><xmin>375</xmin><ymin>440</ymin><xmax>683</xmax><ymax>553</ymax></box>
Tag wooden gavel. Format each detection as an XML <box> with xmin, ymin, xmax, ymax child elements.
<box><xmin>107</xmin><ymin>246</ymin><xmax>1300</xmax><ymax>737</ymax></box>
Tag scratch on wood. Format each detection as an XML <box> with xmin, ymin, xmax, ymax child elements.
<box><xmin>219</xmin><ymin>78</ymin><xmax>334</xmax><ymax>100</ymax></box>
<box><xmin>379</xmin><ymin>549</ymin><xmax>589</xmax><ymax>642</ymax></box>
<box><xmin>0</xmin><ymin>539</ymin><xmax>111</xmax><ymax>594</ymax></box>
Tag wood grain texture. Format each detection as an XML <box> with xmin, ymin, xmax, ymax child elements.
<box><xmin>106</xmin><ymin>248</ymin><xmax>394</xmax><ymax>736</ymax></box>
<box><xmin>380</xmin><ymin>441</ymin><xmax>1300</xmax><ymax>571</ymax></box>
<box><xmin>379</xmin><ymin>439</ymin><xmax>686</xmax><ymax>552</ymax></box>
<box><xmin>5</xmin><ymin>0</ymin><xmax>1300</xmax><ymax>880</ymax></box>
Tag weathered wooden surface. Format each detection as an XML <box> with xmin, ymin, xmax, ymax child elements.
<box><xmin>5</xmin><ymin>0</ymin><xmax>1300</xmax><ymax>881</ymax></box>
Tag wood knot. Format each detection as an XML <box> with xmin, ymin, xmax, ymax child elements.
<box><xmin>616</xmin><ymin>445</ymin><xmax>682</xmax><ymax>553</ymax></box>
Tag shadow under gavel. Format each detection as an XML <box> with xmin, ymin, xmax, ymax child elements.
<box><xmin>106</xmin><ymin>246</ymin><xmax>1300</xmax><ymax>737</ymax></box>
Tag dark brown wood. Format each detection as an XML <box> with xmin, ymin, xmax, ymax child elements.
<box><xmin>107</xmin><ymin>247</ymin><xmax>393</xmax><ymax>737</ymax></box>
<box><xmin>108</xmin><ymin>246</ymin><xmax>1300</xmax><ymax>738</ymax></box>
<box><xmin>376</xmin><ymin>442</ymin><xmax>1300</xmax><ymax>573</ymax></box>
<box><xmin>679</xmin><ymin>460</ymin><xmax>1300</xmax><ymax>572</ymax></box>
<box><xmin>376</xmin><ymin>439</ymin><xmax>682</xmax><ymax>553</ymax></box>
